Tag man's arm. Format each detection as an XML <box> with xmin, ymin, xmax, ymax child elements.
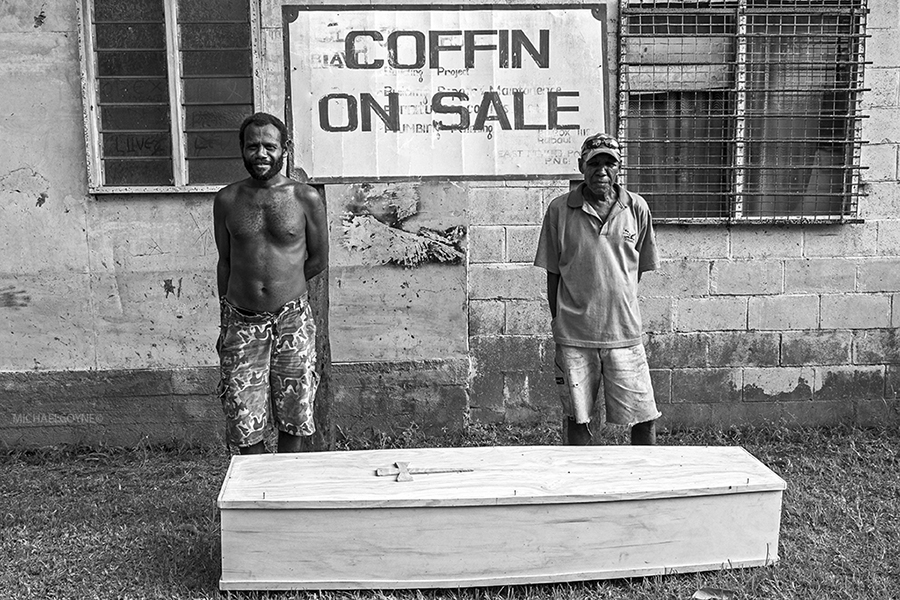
<box><xmin>301</xmin><ymin>186</ymin><xmax>329</xmax><ymax>281</ymax></box>
<box><xmin>547</xmin><ymin>272</ymin><xmax>560</xmax><ymax>319</ymax></box>
<box><xmin>212</xmin><ymin>191</ymin><xmax>231</xmax><ymax>298</ymax></box>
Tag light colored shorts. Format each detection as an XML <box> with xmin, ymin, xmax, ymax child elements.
<box><xmin>555</xmin><ymin>343</ymin><xmax>661</xmax><ymax>427</ymax></box>
<box><xmin>217</xmin><ymin>295</ymin><xmax>318</xmax><ymax>447</ymax></box>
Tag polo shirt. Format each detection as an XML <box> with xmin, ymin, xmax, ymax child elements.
<box><xmin>534</xmin><ymin>183</ymin><xmax>659</xmax><ymax>348</ymax></box>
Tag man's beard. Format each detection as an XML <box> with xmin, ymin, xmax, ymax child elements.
<box><xmin>600</xmin><ymin>181</ymin><xmax>617</xmax><ymax>203</ymax></box>
<box><xmin>587</xmin><ymin>179</ymin><xmax>617</xmax><ymax>203</ymax></box>
<box><xmin>244</xmin><ymin>153</ymin><xmax>285</xmax><ymax>181</ymax></box>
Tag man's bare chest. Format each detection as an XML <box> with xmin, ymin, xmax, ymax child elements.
<box><xmin>229</xmin><ymin>200</ymin><xmax>305</xmax><ymax>245</ymax></box>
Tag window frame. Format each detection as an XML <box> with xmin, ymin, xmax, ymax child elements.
<box><xmin>618</xmin><ymin>0</ymin><xmax>868</xmax><ymax>225</ymax></box>
<box><xmin>76</xmin><ymin>0</ymin><xmax>262</xmax><ymax>194</ymax></box>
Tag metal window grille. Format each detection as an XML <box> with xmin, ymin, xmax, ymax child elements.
<box><xmin>619</xmin><ymin>0</ymin><xmax>868</xmax><ymax>223</ymax></box>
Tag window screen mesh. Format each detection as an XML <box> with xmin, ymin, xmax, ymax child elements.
<box><xmin>620</xmin><ymin>0</ymin><xmax>867</xmax><ymax>223</ymax></box>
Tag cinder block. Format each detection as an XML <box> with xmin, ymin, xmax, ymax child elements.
<box><xmin>866</xmin><ymin>108</ymin><xmax>900</xmax><ymax>144</ymax></box>
<box><xmin>854</xmin><ymin>329</ymin><xmax>900</xmax><ymax>364</ymax></box>
<box><xmin>539</xmin><ymin>336</ymin><xmax>557</xmax><ymax>374</ymax></box>
<box><xmin>637</xmin><ymin>259</ymin><xmax>710</xmax><ymax>298</ymax></box>
<box><xmin>655</xmin><ymin>403</ymin><xmax>713</xmax><ymax>429</ymax></box>
<box><xmin>503</xmin><ymin>372</ymin><xmax>557</xmax><ymax>422</ymax></box>
<box><xmin>777</xmin><ymin>400</ymin><xmax>855</xmax><ymax>427</ymax></box>
<box><xmin>742</xmin><ymin>367</ymin><xmax>814</xmax><ymax>402</ymax></box>
<box><xmin>891</xmin><ymin>364</ymin><xmax>900</xmax><ymax>398</ymax></box>
<box><xmin>783</xmin><ymin>259</ymin><xmax>856</xmax><ymax>293</ymax></box>
<box><xmin>859</xmin><ymin>258</ymin><xmax>900</xmax><ymax>292</ymax></box>
<box><xmin>654</xmin><ymin>226</ymin><xmax>729</xmax><ymax>260</ymax></box>
<box><xmin>860</xmin><ymin>181</ymin><xmax>900</xmax><ymax>220</ymax></box>
<box><xmin>505</xmin><ymin>300</ymin><xmax>550</xmax><ymax>335</ymax></box>
<box><xmin>730</xmin><ymin>227</ymin><xmax>802</xmax><ymax>259</ymax></box>
<box><xmin>804</xmin><ymin>224</ymin><xmax>877</xmax><ymax>258</ymax></box>
<box><xmin>859</xmin><ymin>143</ymin><xmax>899</xmax><ymax>181</ymax></box>
<box><xmin>855</xmin><ymin>398</ymin><xmax>900</xmax><ymax>427</ymax></box>
<box><xmin>877</xmin><ymin>220</ymin><xmax>900</xmax><ymax>255</ymax></box>
<box><xmin>671</xmin><ymin>368</ymin><xmax>742</xmax><ymax>403</ymax></box>
<box><xmin>707</xmin><ymin>331</ymin><xmax>779</xmax><ymax>367</ymax></box>
<box><xmin>781</xmin><ymin>330</ymin><xmax>853</xmax><ymax>366</ymax></box>
<box><xmin>748</xmin><ymin>295</ymin><xmax>819</xmax><ymax>331</ymax></box>
<box><xmin>649</xmin><ymin>369</ymin><xmax>672</xmax><ymax>405</ymax></box>
<box><xmin>645</xmin><ymin>333</ymin><xmax>708</xmax><ymax>368</ymax></box>
<box><xmin>676</xmin><ymin>297</ymin><xmax>747</xmax><ymax>332</ymax></box>
<box><xmin>813</xmin><ymin>366</ymin><xmax>886</xmax><ymax>401</ymax></box>
<box><xmin>639</xmin><ymin>296</ymin><xmax>673</xmax><ymax>333</ymax></box>
<box><xmin>332</xmin><ymin>362</ymin><xmax>469</xmax><ymax>434</ymax></box>
<box><xmin>895</xmin><ymin>293</ymin><xmax>900</xmax><ymax>328</ymax></box>
<box><xmin>332</xmin><ymin>359</ymin><xmax>470</xmax><ymax>389</ymax></box>
<box><xmin>469</xmin><ymin>187</ymin><xmax>543</xmax><ymax>225</ymax></box>
<box><xmin>707</xmin><ymin>402</ymin><xmax>785</xmax><ymax>428</ymax></box>
<box><xmin>469</xmin><ymin>300</ymin><xmax>505</xmax><ymax>336</ymax></box>
<box><xmin>667</xmin><ymin>400</ymin><xmax>776</xmax><ymax>429</ymax></box>
<box><xmin>469</xmin><ymin>370</ymin><xmax>506</xmax><ymax>417</ymax></box>
<box><xmin>820</xmin><ymin>294</ymin><xmax>891</xmax><ymax>329</ymax></box>
<box><xmin>860</xmin><ymin>69</ymin><xmax>900</xmax><ymax>110</ymax></box>
<box><xmin>471</xmin><ymin>335</ymin><xmax>543</xmax><ymax>374</ymax></box>
<box><xmin>469</xmin><ymin>264</ymin><xmax>543</xmax><ymax>300</ymax></box>
<box><xmin>506</xmin><ymin>226</ymin><xmax>542</xmax><ymax>263</ymax></box>
<box><xmin>866</xmin><ymin>2</ymin><xmax>899</xmax><ymax>35</ymax></box>
<box><xmin>468</xmin><ymin>226</ymin><xmax>505</xmax><ymax>263</ymax></box>
<box><xmin>865</xmin><ymin>32</ymin><xmax>900</xmax><ymax>75</ymax></box>
<box><xmin>712</xmin><ymin>260</ymin><xmax>783</xmax><ymax>295</ymax></box>
<box><xmin>542</xmin><ymin>186</ymin><xmax>571</xmax><ymax>211</ymax></box>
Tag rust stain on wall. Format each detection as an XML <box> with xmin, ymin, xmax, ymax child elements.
<box><xmin>342</xmin><ymin>183</ymin><xmax>465</xmax><ymax>267</ymax></box>
<box><xmin>0</xmin><ymin>286</ymin><xmax>30</xmax><ymax>309</ymax></box>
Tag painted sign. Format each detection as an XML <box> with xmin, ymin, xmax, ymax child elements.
<box><xmin>284</xmin><ymin>4</ymin><xmax>608</xmax><ymax>181</ymax></box>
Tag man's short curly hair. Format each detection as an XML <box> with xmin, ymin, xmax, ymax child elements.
<box><xmin>238</xmin><ymin>112</ymin><xmax>289</xmax><ymax>148</ymax></box>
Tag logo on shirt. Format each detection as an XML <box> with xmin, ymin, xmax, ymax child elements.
<box><xmin>623</xmin><ymin>229</ymin><xmax>636</xmax><ymax>243</ymax></box>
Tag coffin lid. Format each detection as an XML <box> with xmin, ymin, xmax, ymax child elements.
<box><xmin>217</xmin><ymin>445</ymin><xmax>786</xmax><ymax>509</ymax></box>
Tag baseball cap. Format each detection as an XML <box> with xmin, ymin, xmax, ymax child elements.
<box><xmin>580</xmin><ymin>133</ymin><xmax>621</xmax><ymax>163</ymax></box>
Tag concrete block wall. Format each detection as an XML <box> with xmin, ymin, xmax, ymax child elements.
<box><xmin>465</xmin><ymin>1</ymin><xmax>900</xmax><ymax>430</ymax></box>
<box><xmin>468</xmin><ymin>181</ymin><xmax>567</xmax><ymax>423</ymax></box>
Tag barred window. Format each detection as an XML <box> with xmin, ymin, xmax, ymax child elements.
<box><xmin>78</xmin><ymin>0</ymin><xmax>255</xmax><ymax>193</ymax></box>
<box><xmin>619</xmin><ymin>0</ymin><xmax>867</xmax><ymax>223</ymax></box>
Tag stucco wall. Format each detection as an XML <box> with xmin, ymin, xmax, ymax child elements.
<box><xmin>1</xmin><ymin>0</ymin><xmax>898</xmax><ymax>448</ymax></box>
<box><xmin>1</xmin><ymin>1</ymin><xmax>222</xmax><ymax>445</ymax></box>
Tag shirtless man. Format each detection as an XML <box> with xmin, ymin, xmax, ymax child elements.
<box><xmin>213</xmin><ymin>112</ymin><xmax>328</xmax><ymax>454</ymax></box>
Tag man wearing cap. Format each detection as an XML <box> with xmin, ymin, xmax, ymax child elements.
<box><xmin>534</xmin><ymin>133</ymin><xmax>661</xmax><ymax>446</ymax></box>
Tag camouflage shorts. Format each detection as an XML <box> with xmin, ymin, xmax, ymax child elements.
<box><xmin>217</xmin><ymin>295</ymin><xmax>318</xmax><ymax>447</ymax></box>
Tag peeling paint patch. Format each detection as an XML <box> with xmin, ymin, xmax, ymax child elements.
<box><xmin>0</xmin><ymin>168</ymin><xmax>50</xmax><ymax>198</ymax></box>
<box><xmin>163</xmin><ymin>278</ymin><xmax>182</xmax><ymax>299</ymax></box>
<box><xmin>342</xmin><ymin>183</ymin><xmax>465</xmax><ymax>267</ymax></box>
<box><xmin>0</xmin><ymin>286</ymin><xmax>30</xmax><ymax>309</ymax></box>
<box><xmin>36</xmin><ymin>192</ymin><xmax>48</xmax><ymax>207</ymax></box>
<box><xmin>34</xmin><ymin>5</ymin><xmax>46</xmax><ymax>28</ymax></box>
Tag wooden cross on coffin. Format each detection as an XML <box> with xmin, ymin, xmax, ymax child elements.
<box><xmin>375</xmin><ymin>461</ymin><xmax>474</xmax><ymax>482</ymax></box>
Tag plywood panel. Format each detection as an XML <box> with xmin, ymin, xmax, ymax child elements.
<box><xmin>218</xmin><ymin>445</ymin><xmax>785</xmax><ymax>590</ymax></box>
<box><xmin>221</xmin><ymin>491</ymin><xmax>782</xmax><ymax>589</ymax></box>
<box><xmin>218</xmin><ymin>445</ymin><xmax>785</xmax><ymax>508</ymax></box>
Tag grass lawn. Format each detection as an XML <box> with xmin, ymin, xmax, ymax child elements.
<box><xmin>1</xmin><ymin>423</ymin><xmax>898</xmax><ymax>599</ymax></box>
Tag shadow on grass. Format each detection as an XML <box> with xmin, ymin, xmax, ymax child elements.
<box><xmin>139</xmin><ymin>515</ymin><xmax>223</xmax><ymax>594</ymax></box>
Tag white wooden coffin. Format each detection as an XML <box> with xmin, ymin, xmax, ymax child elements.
<box><xmin>217</xmin><ymin>445</ymin><xmax>785</xmax><ymax>590</ymax></box>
